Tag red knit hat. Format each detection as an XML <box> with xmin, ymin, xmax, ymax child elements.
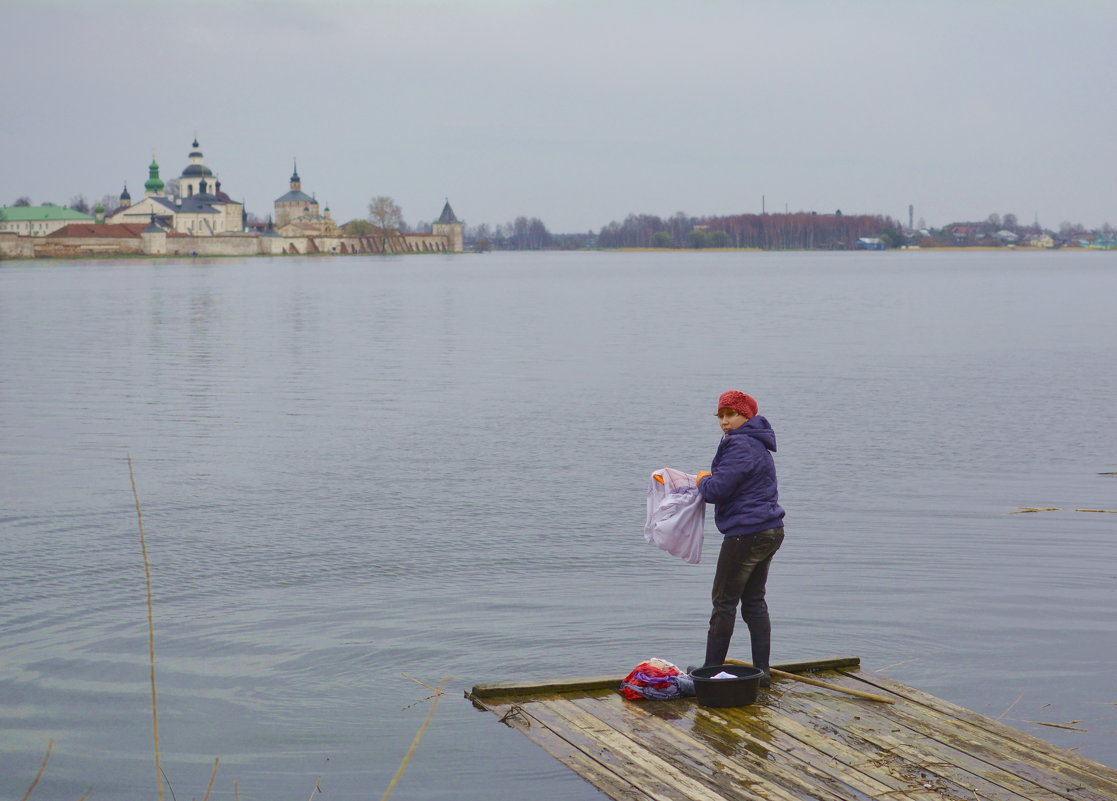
<box><xmin>717</xmin><ymin>390</ymin><xmax>758</xmax><ymax>419</ymax></box>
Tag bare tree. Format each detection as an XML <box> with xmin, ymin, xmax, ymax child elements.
<box><xmin>468</xmin><ymin>223</ymin><xmax>491</xmax><ymax>243</ymax></box>
<box><xmin>69</xmin><ymin>194</ymin><xmax>91</xmax><ymax>214</ymax></box>
<box><xmin>14</xmin><ymin>196</ymin><xmax>32</xmax><ymax>207</ymax></box>
<box><xmin>368</xmin><ymin>196</ymin><xmax>403</xmax><ymax>234</ymax></box>
<box><xmin>98</xmin><ymin>194</ymin><xmax>120</xmax><ymax>215</ymax></box>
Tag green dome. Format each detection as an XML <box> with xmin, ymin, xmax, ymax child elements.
<box><xmin>144</xmin><ymin>158</ymin><xmax>164</xmax><ymax>193</ymax></box>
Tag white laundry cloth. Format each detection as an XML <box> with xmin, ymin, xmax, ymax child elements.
<box><xmin>644</xmin><ymin>467</ymin><xmax>705</xmax><ymax>564</ymax></box>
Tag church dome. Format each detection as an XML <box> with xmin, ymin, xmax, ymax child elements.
<box><xmin>144</xmin><ymin>159</ymin><xmax>164</xmax><ymax>193</ymax></box>
<box><xmin>182</xmin><ymin>164</ymin><xmax>215</xmax><ymax>178</ymax></box>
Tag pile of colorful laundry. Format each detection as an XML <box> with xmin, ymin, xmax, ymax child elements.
<box><xmin>619</xmin><ymin>658</ymin><xmax>696</xmax><ymax>700</ymax></box>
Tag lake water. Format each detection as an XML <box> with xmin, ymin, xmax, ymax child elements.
<box><xmin>1</xmin><ymin>249</ymin><xmax>1115</xmax><ymax>800</ymax></box>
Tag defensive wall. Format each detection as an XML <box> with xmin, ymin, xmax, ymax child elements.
<box><xmin>0</xmin><ymin>230</ymin><xmax>462</xmax><ymax>259</ymax></box>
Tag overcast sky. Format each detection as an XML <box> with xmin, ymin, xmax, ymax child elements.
<box><xmin>3</xmin><ymin>0</ymin><xmax>1115</xmax><ymax>232</ymax></box>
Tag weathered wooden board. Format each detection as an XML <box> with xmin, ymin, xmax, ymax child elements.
<box><xmin>468</xmin><ymin>657</ymin><xmax>1117</xmax><ymax>801</ymax></box>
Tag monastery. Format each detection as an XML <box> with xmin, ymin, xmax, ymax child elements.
<box><xmin>0</xmin><ymin>138</ymin><xmax>464</xmax><ymax>258</ymax></box>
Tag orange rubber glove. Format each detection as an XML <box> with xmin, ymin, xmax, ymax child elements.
<box><xmin>695</xmin><ymin>471</ymin><xmax>711</xmax><ymax>485</ymax></box>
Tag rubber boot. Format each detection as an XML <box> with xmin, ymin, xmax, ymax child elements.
<box><xmin>747</xmin><ymin>623</ymin><xmax>772</xmax><ymax>687</ymax></box>
<box><xmin>703</xmin><ymin>634</ymin><xmax>732</xmax><ymax>668</ymax></box>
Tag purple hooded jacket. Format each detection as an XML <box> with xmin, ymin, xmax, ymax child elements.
<box><xmin>697</xmin><ymin>414</ymin><xmax>785</xmax><ymax>537</ymax></box>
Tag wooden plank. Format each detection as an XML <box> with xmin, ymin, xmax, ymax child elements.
<box><xmin>714</xmin><ymin>695</ymin><xmax>1018</xmax><ymax>801</ymax></box>
<box><xmin>538</xmin><ymin>697</ymin><xmax>768</xmax><ymax>801</ymax></box>
<box><xmin>709</xmin><ymin>692</ymin><xmax>1027</xmax><ymax>801</ymax></box>
<box><xmin>725</xmin><ymin>658</ymin><xmax>893</xmax><ymax>703</ymax></box>
<box><xmin>521</xmin><ymin>694</ymin><xmax>742</xmax><ymax>801</ymax></box>
<box><xmin>839</xmin><ymin>669</ymin><xmax>1117</xmax><ymax>790</ymax></box>
<box><xmin>770</xmin><ymin>681</ymin><xmax>1046</xmax><ymax>801</ymax></box>
<box><xmin>564</xmin><ymin>694</ymin><xmax>831</xmax><ymax>801</ymax></box>
<box><xmin>467</xmin><ymin>655</ymin><xmax>861</xmax><ymax>699</ymax></box>
<box><xmin>577</xmin><ymin>691</ymin><xmax>900</xmax><ymax>801</ymax></box>
<box><xmin>761</xmin><ymin>655</ymin><xmax>862</xmax><ymax>672</ymax></box>
<box><xmin>772</xmin><ymin>676</ymin><xmax>1097</xmax><ymax>801</ymax></box>
<box><xmin>472</xmin><ymin>662</ymin><xmax>1117</xmax><ymax>801</ymax></box>
<box><xmin>471</xmin><ymin>694</ymin><xmax>651</xmax><ymax>800</ymax></box>
<box><xmin>469</xmin><ymin>675</ymin><xmax>622</xmax><ymax>699</ymax></box>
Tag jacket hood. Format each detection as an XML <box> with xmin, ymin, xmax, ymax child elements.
<box><xmin>726</xmin><ymin>414</ymin><xmax>777</xmax><ymax>452</ymax></box>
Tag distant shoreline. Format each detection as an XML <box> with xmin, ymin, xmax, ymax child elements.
<box><xmin>605</xmin><ymin>245</ymin><xmax>1093</xmax><ymax>253</ymax></box>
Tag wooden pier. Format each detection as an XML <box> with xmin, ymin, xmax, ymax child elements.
<box><xmin>468</xmin><ymin>656</ymin><xmax>1117</xmax><ymax>801</ymax></box>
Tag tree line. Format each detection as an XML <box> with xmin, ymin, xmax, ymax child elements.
<box><xmin>458</xmin><ymin>210</ymin><xmax>902</xmax><ymax>250</ymax></box>
<box><xmin>595</xmin><ymin>211</ymin><xmax>903</xmax><ymax>249</ymax></box>
<box><xmin>12</xmin><ymin>191</ymin><xmax>1112</xmax><ymax>251</ymax></box>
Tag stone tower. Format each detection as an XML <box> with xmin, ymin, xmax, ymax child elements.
<box><xmin>432</xmin><ymin>199</ymin><xmax>464</xmax><ymax>252</ymax></box>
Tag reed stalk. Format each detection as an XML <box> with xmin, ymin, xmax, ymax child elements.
<box><xmin>19</xmin><ymin>738</ymin><xmax>52</xmax><ymax>801</ymax></box>
<box><xmin>127</xmin><ymin>456</ymin><xmax>164</xmax><ymax>801</ymax></box>
<box><xmin>200</xmin><ymin>758</ymin><xmax>219</xmax><ymax>801</ymax></box>
<box><xmin>379</xmin><ymin>677</ymin><xmax>450</xmax><ymax>801</ymax></box>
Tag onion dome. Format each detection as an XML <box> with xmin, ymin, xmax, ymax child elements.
<box><xmin>144</xmin><ymin>158</ymin><xmax>165</xmax><ymax>194</ymax></box>
<box><xmin>120</xmin><ymin>183</ymin><xmax>131</xmax><ymax>200</ymax></box>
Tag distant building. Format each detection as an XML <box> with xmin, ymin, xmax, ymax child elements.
<box><xmin>274</xmin><ymin>162</ymin><xmax>322</xmax><ymax>229</ymax></box>
<box><xmin>108</xmin><ymin>139</ymin><xmax>245</xmax><ymax>236</ymax></box>
<box><xmin>856</xmin><ymin>237</ymin><xmax>885</xmax><ymax>250</ymax></box>
<box><xmin>0</xmin><ymin>204</ymin><xmax>94</xmax><ymax>236</ymax></box>
<box><xmin>432</xmin><ymin>200</ymin><xmax>465</xmax><ymax>253</ymax></box>
<box><xmin>3</xmin><ymin>136</ymin><xmax>465</xmax><ymax>258</ymax></box>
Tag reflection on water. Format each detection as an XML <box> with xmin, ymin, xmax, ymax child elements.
<box><xmin>1</xmin><ymin>251</ymin><xmax>1116</xmax><ymax>799</ymax></box>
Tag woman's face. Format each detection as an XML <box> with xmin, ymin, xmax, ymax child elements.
<box><xmin>716</xmin><ymin>408</ymin><xmax>749</xmax><ymax>434</ymax></box>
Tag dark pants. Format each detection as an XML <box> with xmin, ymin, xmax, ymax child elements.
<box><xmin>704</xmin><ymin>528</ymin><xmax>784</xmax><ymax>669</ymax></box>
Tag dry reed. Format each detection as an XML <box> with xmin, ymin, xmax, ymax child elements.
<box><xmin>201</xmin><ymin>757</ymin><xmax>220</xmax><ymax>801</ymax></box>
<box><xmin>127</xmin><ymin>455</ymin><xmax>164</xmax><ymax>801</ymax></box>
<box><xmin>119</xmin><ymin>457</ymin><xmax>451</xmax><ymax>801</ymax></box>
<box><xmin>379</xmin><ymin>677</ymin><xmax>450</xmax><ymax>801</ymax></box>
<box><xmin>19</xmin><ymin>738</ymin><xmax>52</xmax><ymax>801</ymax></box>
<box><xmin>307</xmin><ymin>777</ymin><xmax>322</xmax><ymax>800</ymax></box>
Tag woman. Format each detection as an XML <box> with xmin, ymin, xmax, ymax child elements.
<box><xmin>695</xmin><ymin>390</ymin><xmax>786</xmax><ymax>685</ymax></box>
